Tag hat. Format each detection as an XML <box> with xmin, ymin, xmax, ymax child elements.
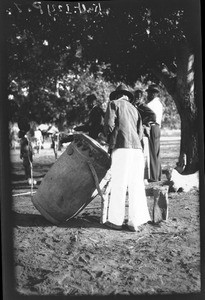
<box><xmin>134</xmin><ymin>89</ymin><xmax>143</xmax><ymax>96</ymax></box>
<box><xmin>109</xmin><ymin>83</ymin><xmax>134</xmax><ymax>101</ymax></box>
<box><xmin>146</xmin><ymin>84</ymin><xmax>160</xmax><ymax>93</ymax></box>
<box><xmin>87</xmin><ymin>94</ymin><xmax>97</xmax><ymax>102</ymax></box>
<box><xmin>131</xmin><ymin>89</ymin><xmax>143</xmax><ymax>104</ymax></box>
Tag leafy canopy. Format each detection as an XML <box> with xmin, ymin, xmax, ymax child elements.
<box><xmin>5</xmin><ymin>0</ymin><xmax>195</xmax><ymax>127</ymax></box>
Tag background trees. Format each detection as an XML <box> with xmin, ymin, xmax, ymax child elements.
<box><xmin>4</xmin><ymin>0</ymin><xmax>202</xmax><ymax>172</ymax></box>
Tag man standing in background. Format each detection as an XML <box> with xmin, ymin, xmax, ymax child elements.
<box><xmin>145</xmin><ymin>85</ymin><xmax>163</xmax><ymax>182</ymax></box>
<box><xmin>132</xmin><ymin>89</ymin><xmax>156</xmax><ymax>126</ymax></box>
<box><xmin>131</xmin><ymin>89</ymin><xmax>157</xmax><ymax>182</ymax></box>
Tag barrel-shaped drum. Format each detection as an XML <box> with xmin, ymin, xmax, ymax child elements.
<box><xmin>32</xmin><ymin>133</ymin><xmax>111</xmax><ymax>225</ymax></box>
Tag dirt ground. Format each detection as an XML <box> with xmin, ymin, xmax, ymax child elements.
<box><xmin>9</xmin><ymin>133</ymin><xmax>202</xmax><ymax>297</ymax></box>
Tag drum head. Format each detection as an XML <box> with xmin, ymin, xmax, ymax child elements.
<box><xmin>72</xmin><ymin>133</ymin><xmax>111</xmax><ymax>169</ymax></box>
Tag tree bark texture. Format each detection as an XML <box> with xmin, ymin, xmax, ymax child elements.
<box><xmin>152</xmin><ymin>42</ymin><xmax>199</xmax><ymax>173</ymax></box>
<box><xmin>175</xmin><ymin>42</ymin><xmax>198</xmax><ymax>173</ymax></box>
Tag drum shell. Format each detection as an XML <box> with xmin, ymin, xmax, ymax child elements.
<box><xmin>32</xmin><ymin>134</ymin><xmax>110</xmax><ymax>225</ymax></box>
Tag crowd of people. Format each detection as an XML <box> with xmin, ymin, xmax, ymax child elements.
<box><xmin>73</xmin><ymin>83</ymin><xmax>163</xmax><ymax>231</ymax></box>
<box><xmin>103</xmin><ymin>83</ymin><xmax>163</xmax><ymax>231</ymax></box>
<box><xmin>14</xmin><ymin>82</ymin><xmax>163</xmax><ymax>231</ymax></box>
<box><xmin>78</xmin><ymin>84</ymin><xmax>163</xmax><ymax>183</ymax></box>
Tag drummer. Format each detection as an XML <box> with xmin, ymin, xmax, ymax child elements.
<box><xmin>103</xmin><ymin>83</ymin><xmax>151</xmax><ymax>232</ymax></box>
<box><xmin>75</xmin><ymin>94</ymin><xmax>105</xmax><ymax>141</ymax></box>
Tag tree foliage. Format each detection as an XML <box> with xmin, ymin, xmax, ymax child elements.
<box><xmin>5</xmin><ymin>0</ymin><xmax>199</xmax><ymax>131</ymax></box>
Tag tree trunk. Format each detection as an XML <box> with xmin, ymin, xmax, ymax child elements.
<box><xmin>178</xmin><ymin>107</ymin><xmax>198</xmax><ymax>173</ymax></box>
<box><xmin>151</xmin><ymin>41</ymin><xmax>199</xmax><ymax>173</ymax></box>
<box><xmin>174</xmin><ymin>42</ymin><xmax>198</xmax><ymax>174</ymax></box>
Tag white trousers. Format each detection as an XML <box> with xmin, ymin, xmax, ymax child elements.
<box><xmin>107</xmin><ymin>148</ymin><xmax>151</xmax><ymax>229</ymax></box>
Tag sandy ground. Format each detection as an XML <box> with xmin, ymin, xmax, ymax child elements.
<box><xmin>7</xmin><ymin>133</ymin><xmax>202</xmax><ymax>297</ymax></box>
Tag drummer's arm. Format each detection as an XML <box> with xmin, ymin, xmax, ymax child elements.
<box><xmin>74</xmin><ymin>124</ymin><xmax>89</xmax><ymax>132</ymax></box>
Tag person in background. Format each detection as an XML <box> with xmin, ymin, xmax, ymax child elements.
<box><xmin>19</xmin><ymin>130</ymin><xmax>37</xmax><ymax>186</ymax></box>
<box><xmin>131</xmin><ymin>89</ymin><xmax>157</xmax><ymax>182</ymax></box>
<box><xmin>145</xmin><ymin>84</ymin><xmax>163</xmax><ymax>182</ymax></box>
<box><xmin>34</xmin><ymin>128</ymin><xmax>43</xmax><ymax>154</ymax></box>
<box><xmin>103</xmin><ymin>83</ymin><xmax>151</xmax><ymax>232</ymax></box>
<box><xmin>75</xmin><ymin>94</ymin><xmax>105</xmax><ymax>141</ymax></box>
<box><xmin>47</xmin><ymin>124</ymin><xmax>60</xmax><ymax>159</ymax></box>
<box><xmin>37</xmin><ymin>123</ymin><xmax>51</xmax><ymax>146</ymax></box>
<box><xmin>9</xmin><ymin>122</ymin><xmax>19</xmax><ymax>150</ymax></box>
<box><xmin>17</xmin><ymin>117</ymin><xmax>37</xmax><ymax>185</ymax></box>
<box><xmin>132</xmin><ymin>89</ymin><xmax>156</xmax><ymax>127</ymax></box>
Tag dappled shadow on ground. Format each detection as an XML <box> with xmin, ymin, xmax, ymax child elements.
<box><xmin>34</xmin><ymin>163</ymin><xmax>54</xmax><ymax>173</ymax></box>
<box><xmin>12</xmin><ymin>173</ymin><xmax>44</xmax><ymax>181</ymax></box>
<box><xmin>13</xmin><ymin>211</ymin><xmax>52</xmax><ymax>227</ymax></box>
<box><xmin>13</xmin><ymin>207</ymin><xmax>153</xmax><ymax>232</ymax></box>
<box><xmin>11</xmin><ymin>180</ymin><xmax>41</xmax><ymax>191</ymax></box>
<box><xmin>12</xmin><ymin>211</ymin><xmax>124</xmax><ymax>231</ymax></box>
<box><xmin>11</xmin><ymin>168</ymin><xmax>48</xmax><ymax>190</ymax></box>
<box><xmin>11</xmin><ymin>173</ymin><xmax>25</xmax><ymax>181</ymax></box>
<box><xmin>11</xmin><ymin>162</ymin><xmax>53</xmax><ymax>176</ymax></box>
<box><xmin>10</xmin><ymin>138</ymin><xmax>201</xmax><ymax>296</ymax></box>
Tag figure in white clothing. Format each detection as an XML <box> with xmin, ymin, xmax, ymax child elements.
<box><xmin>34</xmin><ymin>129</ymin><xmax>43</xmax><ymax>154</ymax></box>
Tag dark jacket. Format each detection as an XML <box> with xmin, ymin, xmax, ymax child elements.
<box><xmin>88</xmin><ymin>105</ymin><xmax>105</xmax><ymax>139</ymax></box>
<box><xmin>74</xmin><ymin>105</ymin><xmax>105</xmax><ymax>140</ymax></box>
<box><xmin>104</xmin><ymin>97</ymin><xmax>143</xmax><ymax>151</ymax></box>
<box><xmin>134</xmin><ymin>102</ymin><xmax>156</xmax><ymax>125</ymax></box>
<box><xmin>132</xmin><ymin>102</ymin><xmax>156</xmax><ymax>138</ymax></box>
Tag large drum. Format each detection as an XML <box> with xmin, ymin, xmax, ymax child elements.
<box><xmin>32</xmin><ymin>133</ymin><xmax>111</xmax><ymax>225</ymax></box>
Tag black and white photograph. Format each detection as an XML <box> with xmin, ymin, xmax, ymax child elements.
<box><xmin>1</xmin><ymin>0</ymin><xmax>204</xmax><ymax>299</ymax></box>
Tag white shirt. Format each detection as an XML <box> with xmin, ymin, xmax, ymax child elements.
<box><xmin>147</xmin><ymin>97</ymin><xmax>163</xmax><ymax>127</ymax></box>
<box><xmin>34</xmin><ymin>129</ymin><xmax>43</xmax><ymax>141</ymax></box>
